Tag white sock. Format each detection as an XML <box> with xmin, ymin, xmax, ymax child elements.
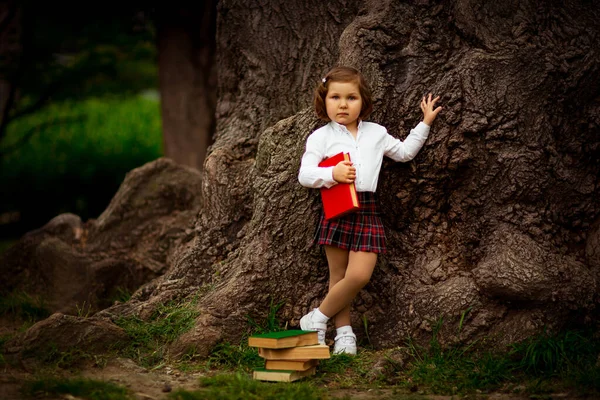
<box><xmin>336</xmin><ymin>325</ymin><xmax>353</xmax><ymax>336</ymax></box>
<box><xmin>313</xmin><ymin>308</ymin><xmax>330</xmax><ymax>323</ymax></box>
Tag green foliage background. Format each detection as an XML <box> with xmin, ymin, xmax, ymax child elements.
<box><xmin>0</xmin><ymin>5</ymin><xmax>162</xmax><ymax>241</ymax></box>
<box><xmin>1</xmin><ymin>96</ymin><xmax>163</xmax><ymax>233</ymax></box>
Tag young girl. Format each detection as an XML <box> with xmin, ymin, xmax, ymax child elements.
<box><xmin>298</xmin><ymin>66</ymin><xmax>441</xmax><ymax>355</ymax></box>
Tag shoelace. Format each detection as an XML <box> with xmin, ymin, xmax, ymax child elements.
<box><xmin>337</xmin><ymin>334</ymin><xmax>356</xmax><ymax>345</ymax></box>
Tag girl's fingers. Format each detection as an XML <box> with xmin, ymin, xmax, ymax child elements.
<box><xmin>422</xmin><ymin>94</ymin><xmax>443</xmax><ymax>116</ymax></box>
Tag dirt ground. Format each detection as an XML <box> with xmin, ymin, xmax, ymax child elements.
<box><xmin>0</xmin><ymin>316</ymin><xmax>586</xmax><ymax>400</ymax></box>
<box><xmin>1</xmin><ymin>358</ymin><xmax>578</xmax><ymax>400</ymax></box>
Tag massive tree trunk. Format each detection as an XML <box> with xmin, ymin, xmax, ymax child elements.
<box><xmin>3</xmin><ymin>0</ymin><xmax>600</xmax><ymax>361</ymax></box>
<box><xmin>157</xmin><ymin>2</ymin><xmax>218</xmax><ymax>170</ymax></box>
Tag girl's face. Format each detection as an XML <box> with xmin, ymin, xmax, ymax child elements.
<box><xmin>325</xmin><ymin>81</ymin><xmax>362</xmax><ymax>132</ymax></box>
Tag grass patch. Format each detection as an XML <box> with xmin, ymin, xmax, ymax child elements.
<box><xmin>205</xmin><ymin>342</ymin><xmax>264</xmax><ymax>372</ymax></box>
<box><xmin>114</xmin><ymin>297</ymin><xmax>199</xmax><ymax>368</ymax></box>
<box><xmin>318</xmin><ymin>352</ymin><xmax>359</xmax><ymax>375</ymax></box>
<box><xmin>0</xmin><ymin>290</ymin><xmax>51</xmax><ymax>322</ymax></box>
<box><xmin>21</xmin><ymin>376</ymin><xmax>131</xmax><ymax>400</ymax></box>
<box><xmin>400</xmin><ymin>319</ymin><xmax>600</xmax><ymax>397</ymax></box>
<box><xmin>406</xmin><ymin>337</ymin><xmax>512</xmax><ymax>395</ymax></box>
<box><xmin>168</xmin><ymin>372</ymin><xmax>324</xmax><ymax>400</ymax></box>
<box><xmin>196</xmin><ymin>298</ymin><xmax>286</xmax><ymax>373</ymax></box>
<box><xmin>246</xmin><ymin>298</ymin><xmax>286</xmax><ymax>335</ymax></box>
<box><xmin>20</xmin><ymin>341</ymin><xmax>103</xmax><ymax>370</ymax></box>
<box><xmin>1</xmin><ymin>96</ymin><xmax>162</xmax><ymax>181</ymax></box>
<box><xmin>402</xmin><ymin>317</ymin><xmax>513</xmax><ymax>395</ymax></box>
<box><xmin>511</xmin><ymin>328</ymin><xmax>600</xmax><ymax>395</ymax></box>
<box><xmin>1</xmin><ymin>94</ymin><xmax>163</xmax><ymax>236</ymax></box>
<box><xmin>109</xmin><ymin>287</ymin><xmax>132</xmax><ymax>304</ymax></box>
<box><xmin>315</xmin><ymin>352</ymin><xmax>377</xmax><ymax>389</ymax></box>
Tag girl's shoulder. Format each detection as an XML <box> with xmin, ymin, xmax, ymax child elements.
<box><xmin>361</xmin><ymin>121</ymin><xmax>388</xmax><ymax>134</ymax></box>
<box><xmin>307</xmin><ymin>122</ymin><xmax>332</xmax><ymax>139</ymax></box>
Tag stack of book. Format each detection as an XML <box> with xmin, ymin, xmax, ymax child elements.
<box><xmin>248</xmin><ymin>330</ymin><xmax>330</xmax><ymax>382</ymax></box>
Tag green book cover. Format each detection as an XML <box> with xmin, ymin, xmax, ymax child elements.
<box><xmin>249</xmin><ymin>330</ymin><xmax>315</xmax><ymax>339</ymax></box>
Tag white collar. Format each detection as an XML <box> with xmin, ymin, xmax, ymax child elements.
<box><xmin>330</xmin><ymin>119</ymin><xmax>363</xmax><ymax>134</ymax></box>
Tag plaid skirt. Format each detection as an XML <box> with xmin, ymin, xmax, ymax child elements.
<box><xmin>314</xmin><ymin>191</ymin><xmax>386</xmax><ymax>253</ymax></box>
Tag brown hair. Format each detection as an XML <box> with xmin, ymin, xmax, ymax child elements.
<box><xmin>314</xmin><ymin>66</ymin><xmax>374</xmax><ymax>121</ymax></box>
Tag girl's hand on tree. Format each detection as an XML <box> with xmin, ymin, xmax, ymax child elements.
<box><xmin>333</xmin><ymin>161</ymin><xmax>356</xmax><ymax>184</ymax></box>
<box><xmin>421</xmin><ymin>93</ymin><xmax>442</xmax><ymax>126</ymax></box>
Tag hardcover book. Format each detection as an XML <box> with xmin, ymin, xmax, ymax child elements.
<box><xmin>252</xmin><ymin>366</ymin><xmax>317</xmax><ymax>382</ymax></box>
<box><xmin>258</xmin><ymin>344</ymin><xmax>331</xmax><ymax>360</ymax></box>
<box><xmin>318</xmin><ymin>152</ymin><xmax>360</xmax><ymax>220</ymax></box>
<box><xmin>248</xmin><ymin>330</ymin><xmax>319</xmax><ymax>349</ymax></box>
<box><xmin>265</xmin><ymin>358</ymin><xmax>319</xmax><ymax>371</ymax></box>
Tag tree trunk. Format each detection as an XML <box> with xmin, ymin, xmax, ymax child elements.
<box><xmin>0</xmin><ymin>0</ymin><xmax>21</xmax><ymax>145</ymax></box>
<box><xmin>157</xmin><ymin>2</ymin><xmax>218</xmax><ymax>170</ymax></box>
<box><xmin>3</xmin><ymin>0</ymin><xmax>600</xmax><ymax>361</ymax></box>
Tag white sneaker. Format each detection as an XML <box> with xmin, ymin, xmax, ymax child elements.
<box><xmin>333</xmin><ymin>332</ymin><xmax>357</xmax><ymax>355</ymax></box>
<box><xmin>300</xmin><ymin>309</ymin><xmax>327</xmax><ymax>344</ymax></box>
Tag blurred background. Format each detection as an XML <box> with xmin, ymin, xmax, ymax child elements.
<box><xmin>0</xmin><ymin>4</ymin><xmax>164</xmax><ymax>251</ymax></box>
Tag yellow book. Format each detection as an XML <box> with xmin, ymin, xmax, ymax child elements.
<box><xmin>265</xmin><ymin>359</ymin><xmax>319</xmax><ymax>371</ymax></box>
<box><xmin>253</xmin><ymin>366</ymin><xmax>317</xmax><ymax>382</ymax></box>
<box><xmin>248</xmin><ymin>330</ymin><xmax>319</xmax><ymax>349</ymax></box>
<box><xmin>258</xmin><ymin>344</ymin><xmax>330</xmax><ymax>360</ymax></box>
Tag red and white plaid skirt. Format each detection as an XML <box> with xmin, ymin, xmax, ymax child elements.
<box><xmin>315</xmin><ymin>191</ymin><xmax>386</xmax><ymax>253</ymax></box>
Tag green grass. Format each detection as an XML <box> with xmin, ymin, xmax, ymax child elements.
<box><xmin>510</xmin><ymin>328</ymin><xmax>600</xmax><ymax>394</ymax></box>
<box><xmin>0</xmin><ymin>94</ymin><xmax>163</xmax><ymax>234</ymax></box>
<box><xmin>195</xmin><ymin>297</ymin><xmax>287</xmax><ymax>373</ymax></box>
<box><xmin>168</xmin><ymin>372</ymin><xmax>324</xmax><ymax>400</ymax></box>
<box><xmin>315</xmin><ymin>352</ymin><xmax>377</xmax><ymax>389</ymax></box>
<box><xmin>318</xmin><ymin>352</ymin><xmax>361</xmax><ymax>375</ymax></box>
<box><xmin>109</xmin><ymin>286</ymin><xmax>133</xmax><ymax>304</ymax></box>
<box><xmin>0</xmin><ymin>290</ymin><xmax>51</xmax><ymax>322</ymax></box>
<box><xmin>0</xmin><ymin>291</ymin><xmax>52</xmax><ymax>367</ymax></box>
<box><xmin>205</xmin><ymin>342</ymin><xmax>264</xmax><ymax>372</ymax></box>
<box><xmin>1</xmin><ymin>96</ymin><xmax>162</xmax><ymax>174</ymax></box>
<box><xmin>114</xmin><ymin>297</ymin><xmax>199</xmax><ymax>368</ymax></box>
<box><xmin>17</xmin><ymin>338</ymin><xmax>110</xmax><ymax>370</ymax></box>
<box><xmin>400</xmin><ymin>321</ymin><xmax>600</xmax><ymax>397</ymax></box>
<box><xmin>21</xmin><ymin>376</ymin><xmax>131</xmax><ymax>400</ymax></box>
<box><xmin>405</xmin><ymin>337</ymin><xmax>512</xmax><ymax>395</ymax></box>
<box><xmin>246</xmin><ymin>297</ymin><xmax>286</xmax><ymax>335</ymax></box>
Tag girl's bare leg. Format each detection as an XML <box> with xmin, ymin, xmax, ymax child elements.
<box><xmin>318</xmin><ymin>250</ymin><xmax>377</xmax><ymax>319</ymax></box>
<box><xmin>324</xmin><ymin>245</ymin><xmax>351</xmax><ymax>328</ymax></box>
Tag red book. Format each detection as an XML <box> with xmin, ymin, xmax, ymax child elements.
<box><xmin>318</xmin><ymin>152</ymin><xmax>360</xmax><ymax>220</ymax></box>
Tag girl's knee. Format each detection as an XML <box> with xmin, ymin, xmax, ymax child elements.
<box><xmin>346</xmin><ymin>270</ymin><xmax>372</xmax><ymax>289</ymax></box>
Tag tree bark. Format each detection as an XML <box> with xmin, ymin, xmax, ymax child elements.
<box><xmin>3</xmin><ymin>0</ymin><xmax>600</xmax><ymax>361</ymax></box>
<box><xmin>157</xmin><ymin>2</ymin><xmax>218</xmax><ymax>170</ymax></box>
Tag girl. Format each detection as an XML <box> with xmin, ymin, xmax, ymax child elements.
<box><xmin>298</xmin><ymin>66</ymin><xmax>441</xmax><ymax>355</ymax></box>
